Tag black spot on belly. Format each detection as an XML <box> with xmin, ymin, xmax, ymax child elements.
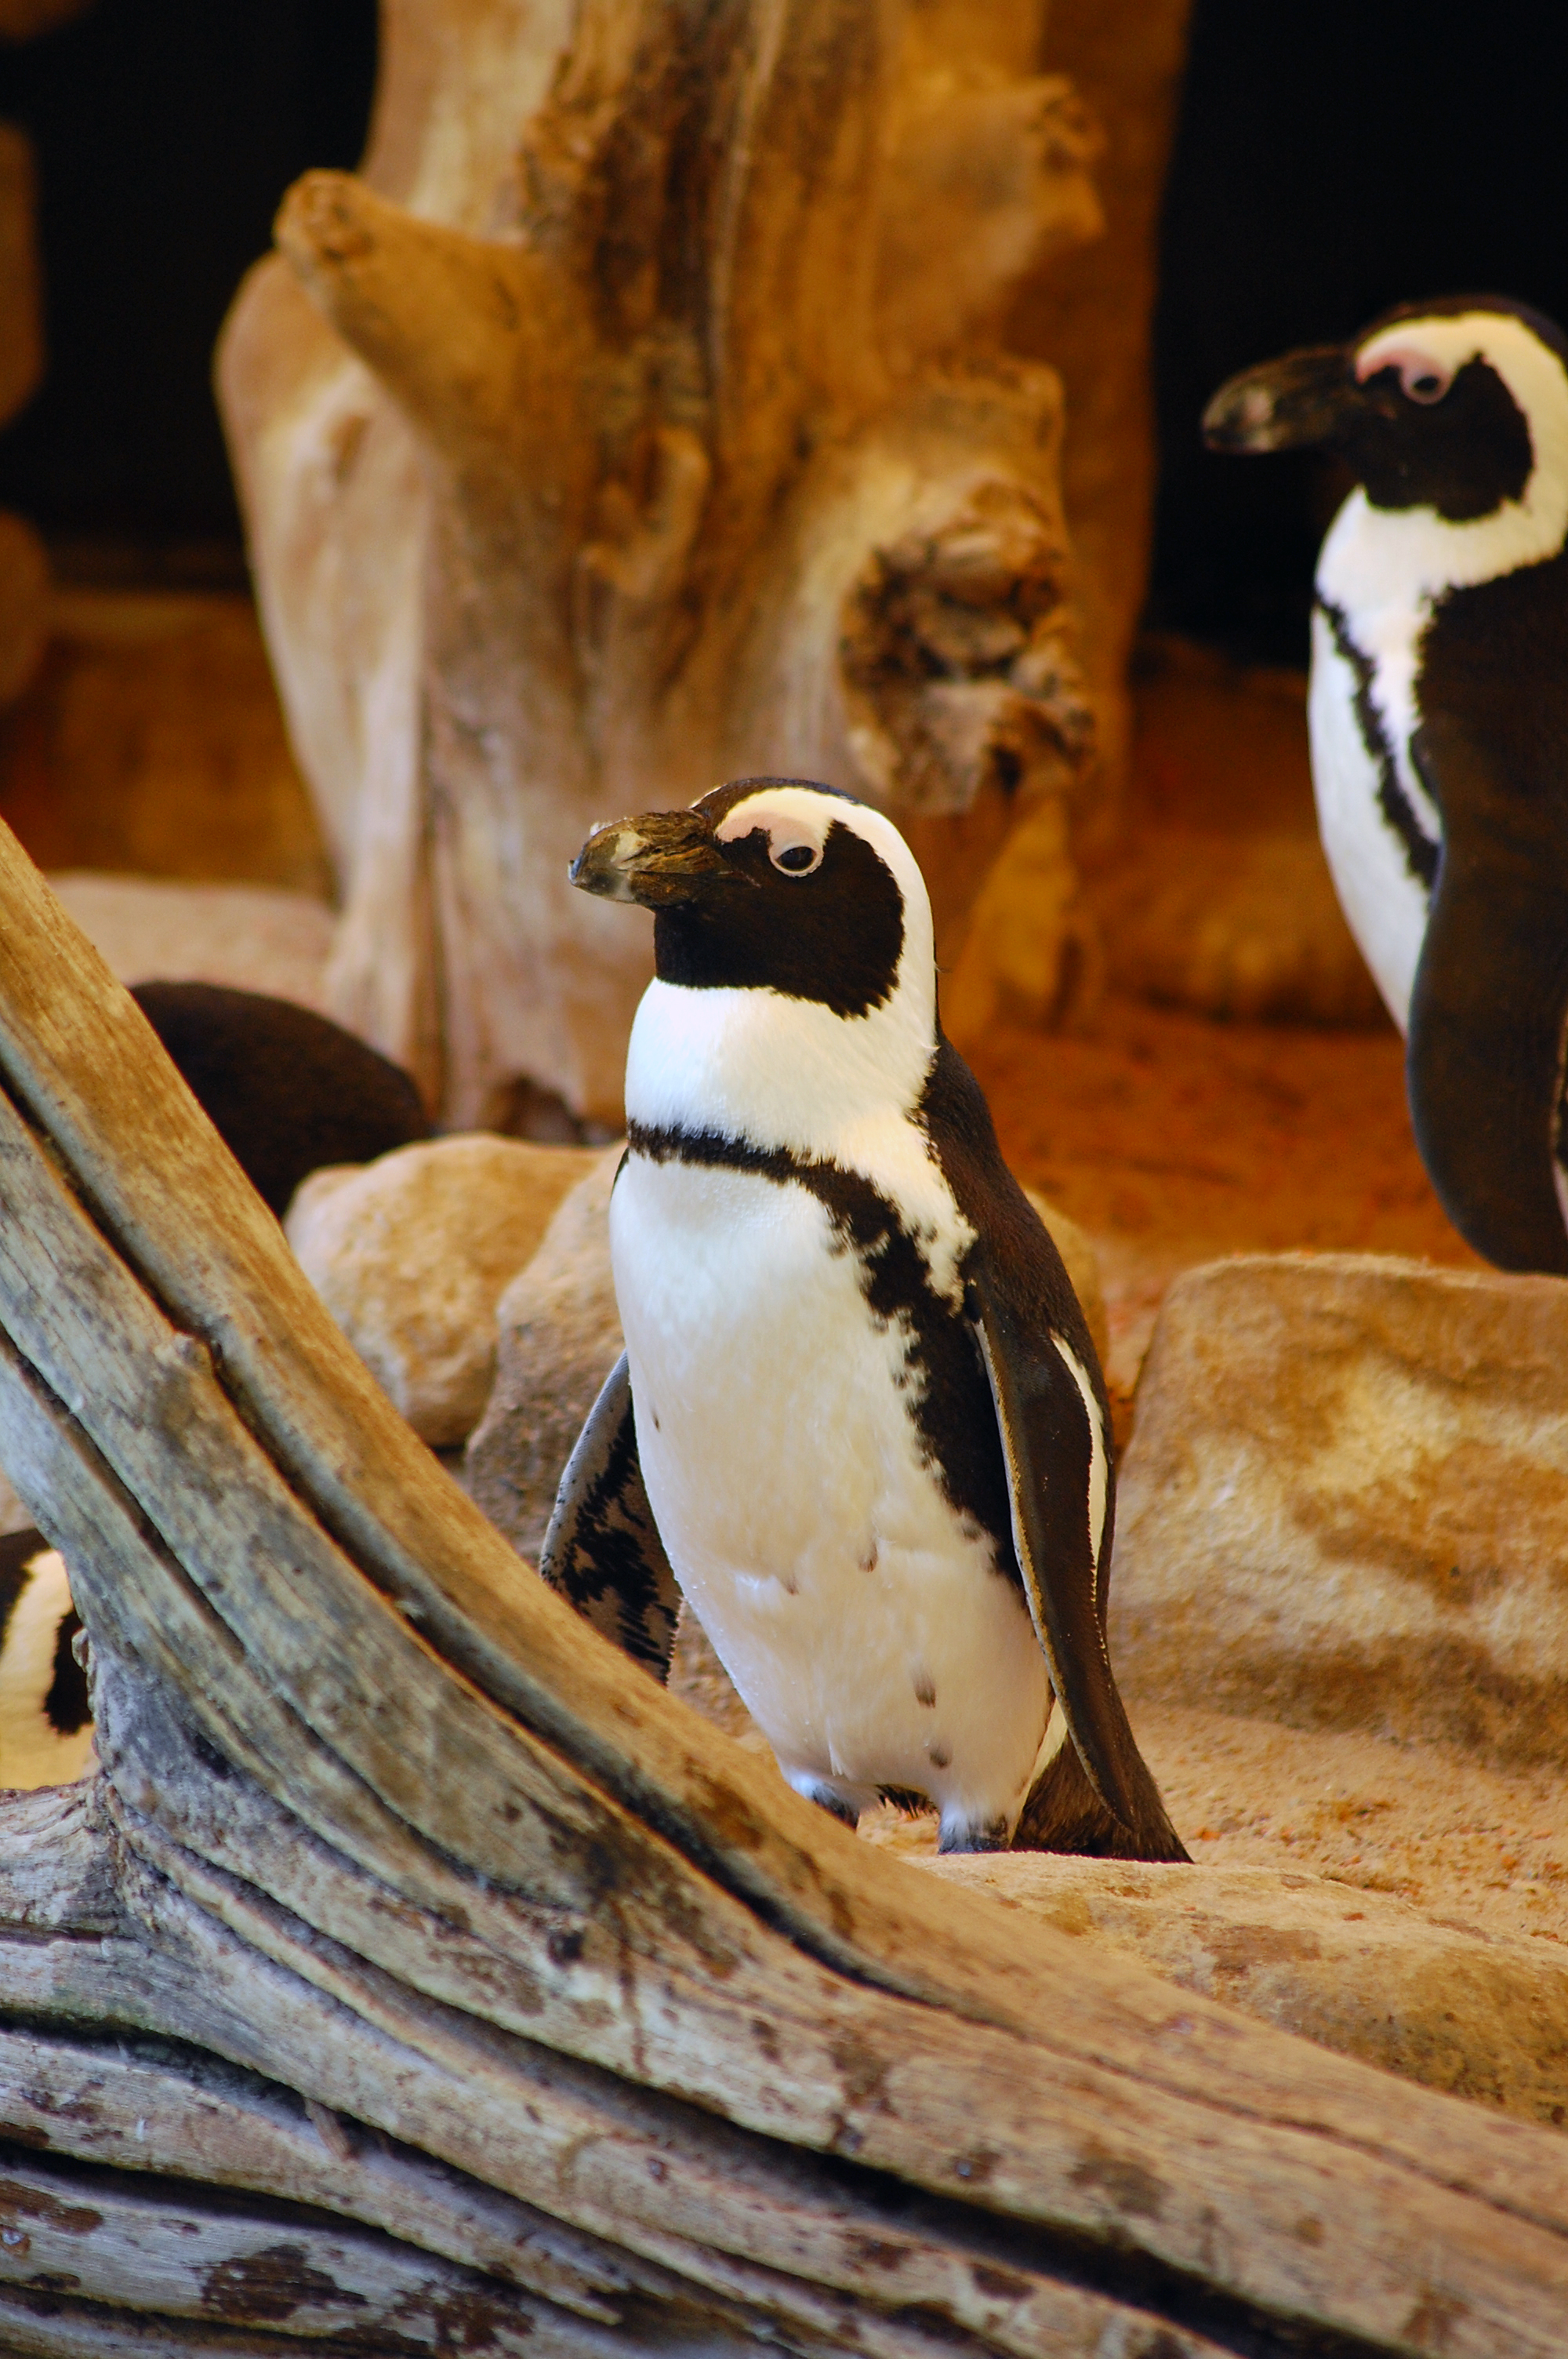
<box><xmin>913</xmin><ymin>1670</ymin><xmax>936</xmax><ymax>1708</ymax></box>
<box><xmin>927</xmin><ymin>1740</ymin><xmax>953</xmax><ymax>1769</ymax></box>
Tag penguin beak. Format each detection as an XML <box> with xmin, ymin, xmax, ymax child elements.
<box><xmin>1202</xmin><ymin>343</ymin><xmax>1366</xmax><ymax>453</ymax></box>
<box><xmin>568</xmin><ymin>808</ymin><xmax>746</xmax><ymax>907</ymax></box>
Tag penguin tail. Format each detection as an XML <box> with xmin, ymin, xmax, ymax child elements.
<box><xmin>1012</xmin><ymin>1738</ymin><xmax>1190</xmax><ymax>1864</ymax></box>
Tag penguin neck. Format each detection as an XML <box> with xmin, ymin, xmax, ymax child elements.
<box><xmin>1317</xmin><ymin>456</ymin><xmax>1568</xmax><ymax>629</ymax></box>
<box><xmin>623</xmin><ymin>958</ymin><xmax>939</xmax><ymax>1164</ymax></box>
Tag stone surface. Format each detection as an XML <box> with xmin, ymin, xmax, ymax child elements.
<box><xmin>670</xmin><ymin>1622</ymin><xmax>1568</xmax><ymax>2127</ymax></box>
<box><xmin>910</xmin><ymin>1851</ymin><xmax>1568</xmax><ymax>2130</ymax></box>
<box><xmin>464</xmin><ymin>1154</ymin><xmax>1109</xmax><ymax>1567</ymax></box>
<box><xmin>464</xmin><ymin>1146</ymin><xmax>626</xmax><ymax>1563</ymax></box>
<box><xmin>1112</xmin><ymin>1252</ymin><xmax>1568</xmax><ymax>1762</ymax></box>
<box><xmin>286</xmin><ymin>1137</ymin><xmax>599</xmax><ymax>1447</ymax></box>
<box><xmin>48</xmin><ymin>872</ymin><xmax>335</xmax><ymax>1011</ymax></box>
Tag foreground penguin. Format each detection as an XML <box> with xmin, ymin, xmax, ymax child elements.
<box><xmin>549</xmin><ymin>776</ymin><xmax>1185</xmax><ymax>1859</ymax></box>
<box><xmin>1204</xmin><ymin>297</ymin><xmax>1568</xmax><ymax>1272</ymax></box>
<box><xmin>0</xmin><ymin>982</ymin><xmax>430</xmax><ymax>1785</ymax></box>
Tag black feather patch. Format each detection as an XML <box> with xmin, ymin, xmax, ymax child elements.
<box><xmin>538</xmin><ymin>1353</ymin><xmax>681</xmax><ymax>1677</ymax></box>
<box><xmin>132</xmin><ymin>981</ymin><xmax>430</xmax><ymax>1216</ymax></box>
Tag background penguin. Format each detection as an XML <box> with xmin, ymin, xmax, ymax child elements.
<box><xmin>548</xmin><ymin>776</ymin><xmax>1186</xmax><ymax>1860</ymax></box>
<box><xmin>129</xmin><ymin>981</ymin><xmax>431</xmax><ymax>1216</ymax></box>
<box><xmin>1203</xmin><ymin>298</ymin><xmax>1568</xmax><ymax>1273</ymax></box>
<box><xmin>0</xmin><ymin>980</ymin><xmax>430</xmax><ymax>1784</ymax></box>
<box><xmin>0</xmin><ymin>1530</ymin><xmax>92</xmax><ymax>1789</ymax></box>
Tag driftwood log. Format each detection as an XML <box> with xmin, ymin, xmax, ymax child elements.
<box><xmin>0</xmin><ymin>823</ymin><xmax>1566</xmax><ymax>2353</ymax></box>
<box><xmin>220</xmin><ymin>0</ymin><xmax>1108</xmax><ymax>1129</ymax></box>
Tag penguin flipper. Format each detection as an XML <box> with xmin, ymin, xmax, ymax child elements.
<box><xmin>966</xmin><ymin>1255</ymin><xmax>1188</xmax><ymax>1863</ymax></box>
<box><xmin>1406</xmin><ymin>716</ymin><xmax>1568</xmax><ymax>1273</ymax></box>
<box><xmin>538</xmin><ymin>1352</ymin><xmax>681</xmax><ymax>1680</ymax></box>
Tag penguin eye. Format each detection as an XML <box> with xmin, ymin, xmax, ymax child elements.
<box><xmin>1399</xmin><ymin>359</ymin><xmax>1451</xmax><ymax>406</ymax></box>
<box><xmin>768</xmin><ymin>838</ymin><xmax>822</xmax><ymax>876</ymax></box>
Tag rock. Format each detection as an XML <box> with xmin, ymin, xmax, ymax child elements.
<box><xmin>909</xmin><ymin>1851</ymin><xmax>1568</xmax><ymax>2130</ymax></box>
<box><xmin>465</xmin><ymin>1153</ymin><xmax>1108</xmax><ymax>1566</ymax></box>
<box><xmin>1112</xmin><ymin>1252</ymin><xmax>1568</xmax><ymax>1761</ymax></box>
<box><xmin>47</xmin><ymin>874</ymin><xmax>335</xmax><ymax>1012</ymax></box>
<box><xmin>286</xmin><ymin>1138</ymin><xmax>599</xmax><ymax>1447</ymax></box>
<box><xmin>464</xmin><ymin>1147</ymin><xmax>626</xmax><ymax>1563</ymax></box>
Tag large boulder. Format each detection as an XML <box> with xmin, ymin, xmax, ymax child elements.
<box><xmin>286</xmin><ymin>1137</ymin><xmax>599</xmax><ymax>1446</ymax></box>
<box><xmin>909</xmin><ymin>1851</ymin><xmax>1568</xmax><ymax>2130</ymax></box>
<box><xmin>1111</xmin><ymin>1252</ymin><xmax>1568</xmax><ymax>1761</ymax></box>
<box><xmin>464</xmin><ymin>1147</ymin><xmax>626</xmax><ymax>1562</ymax></box>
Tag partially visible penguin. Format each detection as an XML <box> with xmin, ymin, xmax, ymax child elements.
<box><xmin>0</xmin><ymin>983</ymin><xmax>430</xmax><ymax>1786</ymax></box>
<box><xmin>130</xmin><ymin>981</ymin><xmax>431</xmax><ymax>1216</ymax></box>
<box><xmin>546</xmin><ymin>776</ymin><xmax>1185</xmax><ymax>1860</ymax></box>
<box><xmin>1203</xmin><ymin>298</ymin><xmax>1568</xmax><ymax>1272</ymax></box>
<box><xmin>0</xmin><ymin>1531</ymin><xmax>92</xmax><ymax>1789</ymax></box>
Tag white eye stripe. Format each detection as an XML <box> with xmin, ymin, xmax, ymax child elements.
<box><xmin>714</xmin><ymin>792</ymin><xmax>833</xmax><ymax>873</ymax></box>
<box><xmin>1356</xmin><ymin>337</ymin><xmax>1455</xmax><ymax>405</ymax></box>
<box><xmin>770</xmin><ymin>837</ymin><xmax>822</xmax><ymax>875</ymax></box>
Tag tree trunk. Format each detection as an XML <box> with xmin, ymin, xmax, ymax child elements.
<box><xmin>0</xmin><ymin>831</ymin><xmax>1566</xmax><ymax>2352</ymax></box>
<box><xmin>219</xmin><ymin>0</ymin><xmax>1107</xmax><ymax>1129</ymax></box>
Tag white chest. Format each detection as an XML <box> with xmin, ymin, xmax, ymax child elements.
<box><xmin>1308</xmin><ymin>604</ymin><xmax>1436</xmax><ymax>1033</ymax></box>
<box><xmin>608</xmin><ymin>1150</ymin><xmax>1049</xmax><ymax>1831</ymax></box>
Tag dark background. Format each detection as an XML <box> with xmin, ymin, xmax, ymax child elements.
<box><xmin>1149</xmin><ymin>0</ymin><xmax>1568</xmax><ymax>660</ymax></box>
<box><xmin>2</xmin><ymin>0</ymin><xmax>1566</xmax><ymax>642</ymax></box>
<box><xmin>0</xmin><ymin>0</ymin><xmax>376</xmax><ymax>581</ymax></box>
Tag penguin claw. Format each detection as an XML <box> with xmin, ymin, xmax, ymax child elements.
<box><xmin>937</xmin><ymin>1813</ymin><xmax>1011</xmax><ymax>1855</ymax></box>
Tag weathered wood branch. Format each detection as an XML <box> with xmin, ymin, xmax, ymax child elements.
<box><xmin>1</xmin><ymin>824</ymin><xmax>1567</xmax><ymax>2350</ymax></box>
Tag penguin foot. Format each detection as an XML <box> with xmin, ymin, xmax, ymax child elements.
<box><xmin>788</xmin><ymin>1774</ymin><xmax>862</xmax><ymax>1830</ymax></box>
<box><xmin>1012</xmin><ymin>1738</ymin><xmax>1190</xmax><ymax>1864</ymax></box>
<box><xmin>937</xmin><ymin>1812</ymin><xmax>1011</xmax><ymax>1856</ymax></box>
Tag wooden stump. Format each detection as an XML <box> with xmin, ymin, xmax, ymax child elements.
<box><xmin>0</xmin><ymin>835</ymin><xmax>1566</xmax><ymax>2350</ymax></box>
<box><xmin>220</xmin><ymin>0</ymin><xmax>1108</xmax><ymax>1128</ymax></box>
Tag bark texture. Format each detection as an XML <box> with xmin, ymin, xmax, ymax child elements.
<box><xmin>1</xmin><ymin>834</ymin><xmax>1567</xmax><ymax>2349</ymax></box>
<box><xmin>219</xmin><ymin>0</ymin><xmax>1110</xmax><ymax>1128</ymax></box>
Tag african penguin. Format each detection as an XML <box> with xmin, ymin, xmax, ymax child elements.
<box><xmin>0</xmin><ymin>983</ymin><xmax>430</xmax><ymax>1784</ymax></box>
<box><xmin>547</xmin><ymin>776</ymin><xmax>1185</xmax><ymax>1859</ymax></box>
<box><xmin>0</xmin><ymin>1530</ymin><xmax>93</xmax><ymax>1790</ymax></box>
<box><xmin>1204</xmin><ymin>298</ymin><xmax>1568</xmax><ymax>1272</ymax></box>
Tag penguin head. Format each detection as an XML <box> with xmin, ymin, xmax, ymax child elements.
<box><xmin>1203</xmin><ymin>298</ymin><xmax>1568</xmax><ymax>529</ymax></box>
<box><xmin>572</xmin><ymin>778</ymin><xmax>938</xmax><ymax>1138</ymax></box>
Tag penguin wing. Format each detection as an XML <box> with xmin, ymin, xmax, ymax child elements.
<box><xmin>537</xmin><ymin>1353</ymin><xmax>681</xmax><ymax>1679</ymax></box>
<box><xmin>964</xmin><ymin>1253</ymin><xmax>1185</xmax><ymax>1860</ymax></box>
<box><xmin>1406</xmin><ymin>714</ymin><xmax>1568</xmax><ymax>1272</ymax></box>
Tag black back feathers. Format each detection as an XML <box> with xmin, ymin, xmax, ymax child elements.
<box><xmin>132</xmin><ymin>981</ymin><xmax>430</xmax><ymax>1216</ymax></box>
